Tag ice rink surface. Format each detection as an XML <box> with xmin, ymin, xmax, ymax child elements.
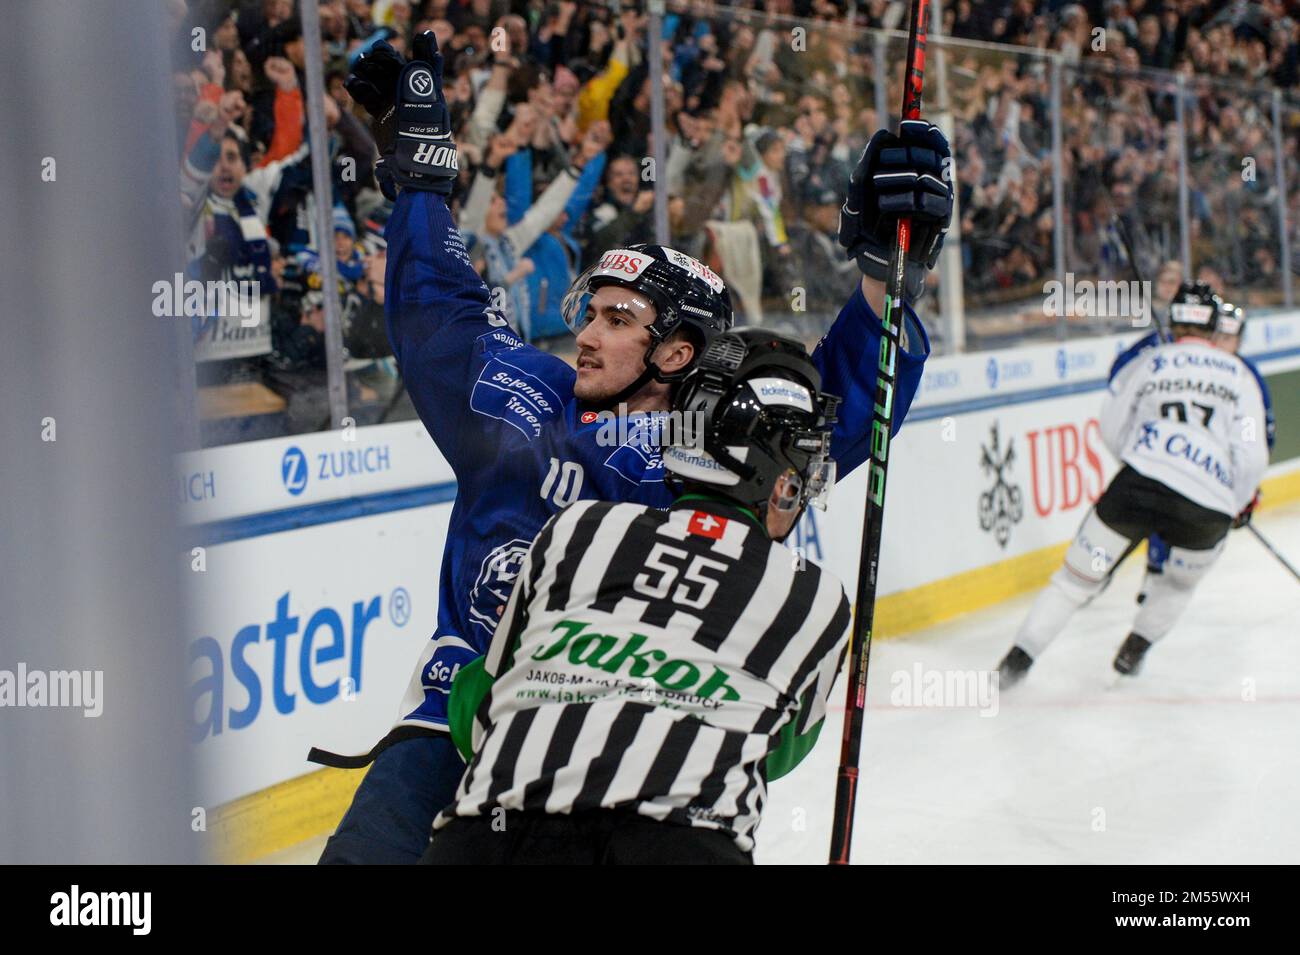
<box><xmin>269</xmin><ymin>499</ymin><xmax>1300</xmax><ymax>865</ymax></box>
<box><xmin>758</xmin><ymin>498</ymin><xmax>1300</xmax><ymax>865</ymax></box>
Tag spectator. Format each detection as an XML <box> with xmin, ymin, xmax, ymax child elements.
<box><xmin>170</xmin><ymin>0</ymin><xmax>1300</xmax><ymax>445</ymax></box>
<box><xmin>583</xmin><ymin>155</ymin><xmax>657</xmax><ymax>263</ymax></box>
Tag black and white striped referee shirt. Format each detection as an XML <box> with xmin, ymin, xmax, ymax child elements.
<box><xmin>435</xmin><ymin>495</ymin><xmax>851</xmax><ymax>851</ymax></box>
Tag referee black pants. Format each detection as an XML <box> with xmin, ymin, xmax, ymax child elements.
<box><xmin>420</xmin><ymin>809</ymin><xmax>753</xmax><ymax>865</ymax></box>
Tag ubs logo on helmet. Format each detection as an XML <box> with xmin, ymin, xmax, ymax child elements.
<box><xmin>664</xmin><ymin>248</ymin><xmax>725</xmax><ymax>293</ymax></box>
<box><xmin>597</xmin><ymin>251</ymin><xmax>650</xmax><ymax>277</ymax></box>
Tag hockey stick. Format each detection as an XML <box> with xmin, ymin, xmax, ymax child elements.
<box><xmin>1247</xmin><ymin>523</ymin><xmax>1300</xmax><ymax>583</ymax></box>
<box><xmin>828</xmin><ymin>0</ymin><xmax>930</xmax><ymax>867</ymax></box>
<box><xmin>1110</xmin><ymin>211</ymin><xmax>1170</xmax><ymax>343</ymax></box>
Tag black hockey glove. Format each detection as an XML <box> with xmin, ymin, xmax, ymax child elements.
<box><xmin>345</xmin><ymin>32</ymin><xmax>458</xmax><ymax>199</ymax></box>
<box><xmin>838</xmin><ymin>119</ymin><xmax>952</xmax><ymax>300</ymax></box>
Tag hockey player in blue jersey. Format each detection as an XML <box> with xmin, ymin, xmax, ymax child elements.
<box><xmin>316</xmin><ymin>33</ymin><xmax>951</xmax><ymax>863</ymax></box>
<box><xmin>1109</xmin><ymin>288</ymin><xmax>1275</xmax><ymax>654</ymax></box>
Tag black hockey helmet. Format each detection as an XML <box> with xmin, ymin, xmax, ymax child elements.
<box><xmin>664</xmin><ymin>329</ymin><xmax>841</xmax><ymax>524</ymax></box>
<box><xmin>561</xmin><ymin>245</ymin><xmax>734</xmax><ymax>402</ymax></box>
<box><xmin>1168</xmin><ymin>281</ymin><xmax>1220</xmax><ymax>333</ymax></box>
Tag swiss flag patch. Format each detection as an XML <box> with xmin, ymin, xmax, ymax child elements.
<box><xmin>688</xmin><ymin>511</ymin><xmax>727</xmax><ymax>539</ymax></box>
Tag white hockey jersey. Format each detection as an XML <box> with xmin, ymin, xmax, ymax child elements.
<box><xmin>1101</xmin><ymin>337</ymin><xmax>1269</xmax><ymax>516</ymax></box>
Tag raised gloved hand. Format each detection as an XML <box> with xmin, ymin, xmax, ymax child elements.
<box><xmin>838</xmin><ymin>119</ymin><xmax>952</xmax><ymax>300</ymax></box>
<box><xmin>345</xmin><ymin>32</ymin><xmax>458</xmax><ymax>198</ymax></box>
<box><xmin>1233</xmin><ymin>489</ymin><xmax>1260</xmax><ymax>529</ymax></box>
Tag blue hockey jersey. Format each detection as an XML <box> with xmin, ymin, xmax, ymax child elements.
<box><xmin>384</xmin><ymin>190</ymin><xmax>930</xmax><ymax>730</ymax></box>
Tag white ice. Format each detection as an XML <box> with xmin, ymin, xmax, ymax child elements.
<box><xmin>757</xmin><ymin>498</ymin><xmax>1300</xmax><ymax>865</ymax></box>
<box><xmin>269</xmin><ymin>500</ymin><xmax>1300</xmax><ymax>865</ymax></box>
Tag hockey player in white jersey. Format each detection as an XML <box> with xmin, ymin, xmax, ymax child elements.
<box><xmin>421</xmin><ymin>330</ymin><xmax>850</xmax><ymax>864</ymax></box>
<box><xmin>998</xmin><ymin>283</ymin><xmax>1270</xmax><ymax>686</ymax></box>
<box><xmin>1131</xmin><ymin>295</ymin><xmax>1274</xmax><ymax>609</ymax></box>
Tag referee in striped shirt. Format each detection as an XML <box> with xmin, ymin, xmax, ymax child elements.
<box><xmin>421</xmin><ymin>329</ymin><xmax>853</xmax><ymax>864</ymax></box>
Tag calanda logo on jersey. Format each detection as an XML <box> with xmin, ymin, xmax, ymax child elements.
<box><xmin>1170</xmin><ymin>351</ymin><xmax>1240</xmax><ymax>374</ymax></box>
<box><xmin>530</xmin><ymin>619</ymin><xmax>742</xmax><ymax>702</ymax></box>
<box><xmin>1163</xmin><ymin>433</ymin><xmax>1235</xmax><ymax>488</ymax></box>
<box><xmin>977</xmin><ymin>422</ymin><xmax>1023</xmax><ymax>548</ymax></box>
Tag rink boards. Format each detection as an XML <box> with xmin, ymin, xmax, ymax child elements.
<box><xmin>180</xmin><ymin>312</ymin><xmax>1300</xmax><ymax>857</ymax></box>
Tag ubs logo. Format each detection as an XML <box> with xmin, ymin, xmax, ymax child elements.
<box><xmin>978</xmin><ymin>423</ymin><xmax>1023</xmax><ymax>549</ymax></box>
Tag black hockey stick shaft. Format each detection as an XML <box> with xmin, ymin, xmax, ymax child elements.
<box><xmin>1247</xmin><ymin>523</ymin><xmax>1300</xmax><ymax>583</ymax></box>
<box><xmin>1111</xmin><ymin>210</ymin><xmax>1169</xmax><ymax>342</ymax></box>
<box><xmin>829</xmin><ymin>0</ymin><xmax>930</xmax><ymax>866</ymax></box>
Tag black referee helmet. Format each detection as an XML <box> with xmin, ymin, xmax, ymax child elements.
<box><xmin>664</xmin><ymin>329</ymin><xmax>840</xmax><ymax>521</ymax></box>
